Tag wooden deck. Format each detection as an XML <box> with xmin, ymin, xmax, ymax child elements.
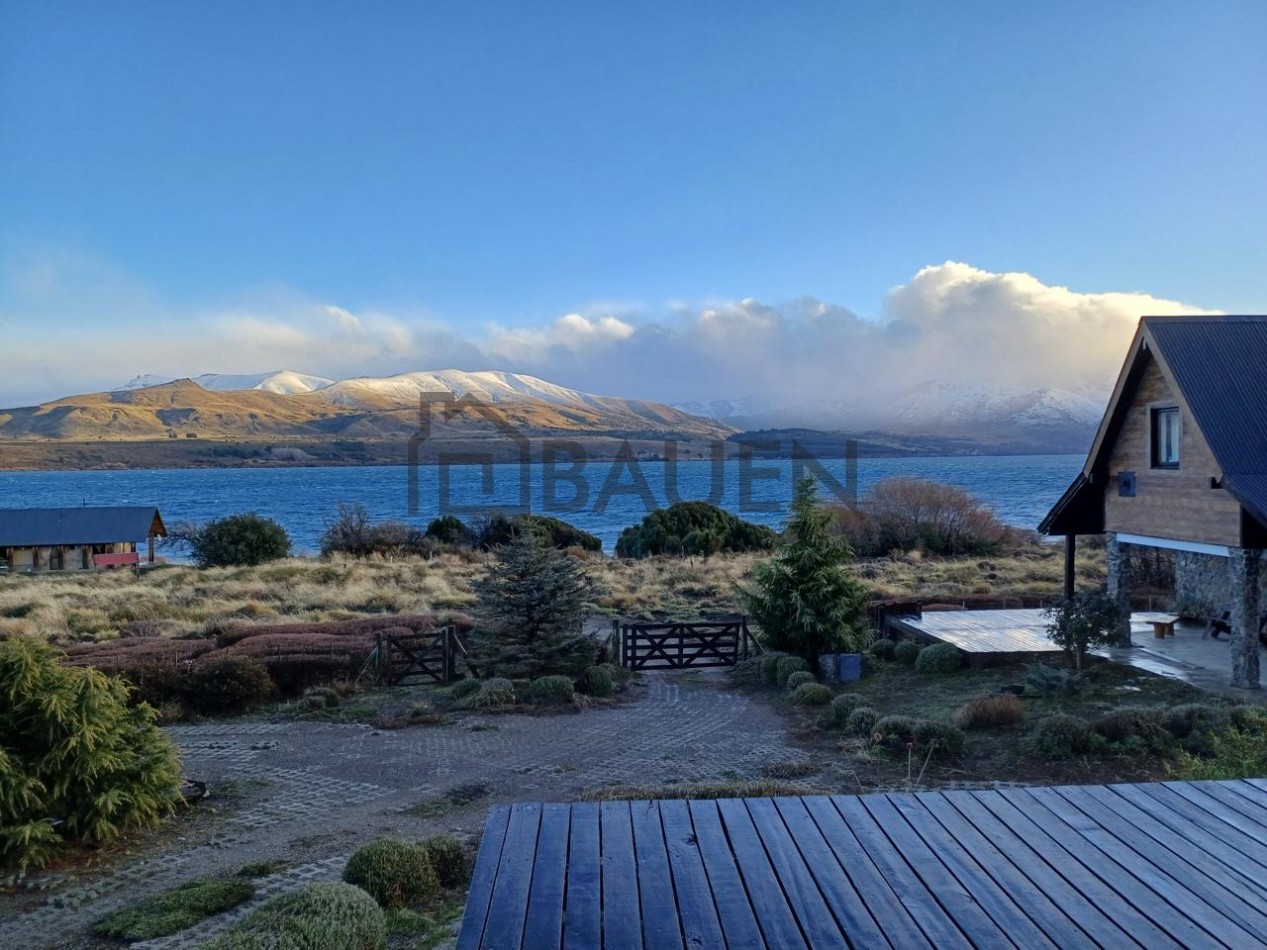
<box><xmin>457</xmin><ymin>780</ymin><xmax>1267</xmax><ymax>948</ymax></box>
<box><xmin>885</xmin><ymin>607</ymin><xmax>1062</xmax><ymax>654</ymax></box>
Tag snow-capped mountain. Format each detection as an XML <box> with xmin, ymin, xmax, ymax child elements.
<box><xmin>885</xmin><ymin>381</ymin><xmax>1104</xmax><ymax>431</ymax></box>
<box><xmin>670</xmin><ymin>396</ymin><xmax>777</xmax><ymax>421</ymax></box>
<box><xmin>316</xmin><ymin>370</ymin><xmax>614</xmax><ymax>410</ymax></box>
<box><xmin>115</xmin><ymin>371</ymin><xmax>334</xmax><ymax>395</ymax></box>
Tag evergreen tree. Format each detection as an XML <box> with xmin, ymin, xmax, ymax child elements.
<box><xmin>469</xmin><ymin>533</ymin><xmax>601</xmax><ymax>679</ymax></box>
<box><xmin>742</xmin><ymin>477</ymin><xmax>872</xmax><ymax>667</ymax></box>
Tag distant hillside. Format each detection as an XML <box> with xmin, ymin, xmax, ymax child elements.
<box><xmin>0</xmin><ymin>372</ymin><xmax>735</xmax><ymax>445</ymax></box>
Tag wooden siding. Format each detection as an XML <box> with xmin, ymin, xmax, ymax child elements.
<box><xmin>1105</xmin><ymin>354</ymin><xmax>1242</xmax><ymax>546</ymax></box>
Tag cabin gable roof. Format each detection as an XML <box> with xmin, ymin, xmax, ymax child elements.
<box><xmin>0</xmin><ymin>506</ymin><xmax>166</xmax><ymax>548</ymax></box>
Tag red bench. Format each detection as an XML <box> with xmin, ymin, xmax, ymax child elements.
<box><xmin>93</xmin><ymin>552</ymin><xmax>140</xmax><ymax>569</ymax></box>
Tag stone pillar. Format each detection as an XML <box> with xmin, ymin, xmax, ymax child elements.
<box><xmin>1229</xmin><ymin>547</ymin><xmax>1262</xmax><ymax>690</ymax></box>
<box><xmin>1105</xmin><ymin>532</ymin><xmax>1133</xmax><ymax>645</ymax></box>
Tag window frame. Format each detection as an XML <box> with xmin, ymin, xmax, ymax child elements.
<box><xmin>1150</xmin><ymin>406</ymin><xmax>1181</xmax><ymax>469</ymax></box>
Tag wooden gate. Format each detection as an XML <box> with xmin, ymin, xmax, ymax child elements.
<box><xmin>617</xmin><ymin>617</ymin><xmax>758</xmax><ymax>670</ymax></box>
<box><xmin>374</xmin><ymin>626</ymin><xmax>461</xmax><ymax>685</ymax></box>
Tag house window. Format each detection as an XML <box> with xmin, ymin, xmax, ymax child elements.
<box><xmin>1152</xmin><ymin>407</ymin><xmax>1180</xmax><ymax>468</ymax></box>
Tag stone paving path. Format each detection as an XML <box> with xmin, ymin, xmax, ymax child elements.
<box><xmin>0</xmin><ymin>672</ymin><xmax>813</xmax><ymax>949</ymax></box>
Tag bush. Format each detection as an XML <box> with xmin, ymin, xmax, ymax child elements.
<box><xmin>914</xmin><ymin>643</ymin><xmax>962</xmax><ymax>675</ymax></box>
<box><xmin>303</xmin><ymin>686</ymin><xmax>342</xmax><ymax>710</ymax></box>
<box><xmin>893</xmin><ymin>641</ymin><xmax>922</xmax><ymax>666</ymax></box>
<box><xmin>1026</xmin><ymin>714</ymin><xmax>1099</xmax><ymax>759</ymax></box>
<box><xmin>868</xmin><ymin>639</ymin><xmax>896</xmax><ymax>661</ymax></box>
<box><xmin>784</xmin><ymin>670</ymin><xmax>816</xmax><ymax>692</ymax></box>
<box><xmin>343</xmin><ymin>838</ymin><xmax>439</xmax><ymax>909</ymax></box>
<box><xmin>468</xmin><ymin>534</ymin><xmax>601</xmax><ymax>679</ymax></box>
<box><xmin>871</xmin><ymin>715</ymin><xmax>920</xmax><ymax>746</ymax></box>
<box><xmin>425</xmin><ymin>514</ymin><xmax>473</xmax><ymax>547</ymax></box>
<box><xmin>420</xmin><ymin>836</ymin><xmax>468</xmax><ymax>889</ymax></box>
<box><xmin>528</xmin><ymin>675</ymin><xmax>576</xmax><ymax>703</ymax></box>
<box><xmin>615</xmin><ymin>501</ymin><xmax>776</xmax><ymax>558</ymax></box>
<box><xmin>457</xmin><ymin>677</ymin><xmax>516</xmax><ymax>709</ymax></box>
<box><xmin>1045</xmin><ymin>589</ymin><xmax>1124</xmax><ymax>670</ymax></box>
<box><xmin>181</xmin><ymin>513</ymin><xmax>291</xmax><ymax>567</ymax></box>
<box><xmin>775</xmin><ymin>655</ymin><xmax>810</xmax><ymax>687</ymax></box>
<box><xmin>185</xmin><ymin>656</ymin><xmax>277</xmax><ymax>716</ymax></box>
<box><xmin>731</xmin><ymin>656</ymin><xmax>763</xmax><ymax>685</ymax></box>
<box><xmin>846</xmin><ymin>706</ymin><xmax>879</xmax><ymax>737</ymax></box>
<box><xmin>1025</xmin><ymin>664</ymin><xmax>1084</xmax><ymax>697</ymax></box>
<box><xmin>830</xmin><ymin>477</ymin><xmax>1012</xmax><ymax>556</ymax></box>
<box><xmin>758</xmin><ymin>651</ymin><xmax>788</xmax><ymax>686</ymax></box>
<box><xmin>1172</xmin><ymin>708</ymin><xmax>1267</xmax><ymax>780</ymax></box>
<box><xmin>0</xmin><ymin>639</ymin><xmax>182</xmax><ymax>870</ymax></box>
<box><xmin>829</xmin><ymin>693</ymin><xmax>863</xmax><ymax>726</ymax></box>
<box><xmin>872</xmin><ymin>715</ymin><xmax>964</xmax><ymax>757</ymax></box>
<box><xmin>94</xmin><ymin>878</ymin><xmax>255</xmax><ymax>941</ymax></box>
<box><xmin>791</xmin><ymin>683</ymin><xmax>833</xmax><ymax>706</ymax></box>
<box><xmin>1092</xmin><ymin>705</ymin><xmax>1170</xmax><ymax>748</ymax></box>
<box><xmin>448</xmin><ymin>678</ymin><xmax>481</xmax><ymax>700</ymax></box>
<box><xmin>953</xmin><ymin>694</ymin><xmax>1023</xmax><ymax>730</ymax></box>
<box><xmin>583</xmin><ymin>665</ymin><xmax>615</xmax><ymax>698</ymax></box>
<box><xmin>204</xmin><ymin>881</ymin><xmax>386</xmax><ymax>949</ymax></box>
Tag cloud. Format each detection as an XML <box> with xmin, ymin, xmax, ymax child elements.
<box><xmin>0</xmin><ymin>254</ymin><xmax>1219</xmax><ymax>414</ymax></box>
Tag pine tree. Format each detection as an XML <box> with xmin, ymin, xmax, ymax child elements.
<box><xmin>469</xmin><ymin>533</ymin><xmax>601</xmax><ymax>679</ymax></box>
<box><xmin>742</xmin><ymin>477</ymin><xmax>872</xmax><ymax>668</ymax></box>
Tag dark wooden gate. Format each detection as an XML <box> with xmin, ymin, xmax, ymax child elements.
<box><xmin>617</xmin><ymin>617</ymin><xmax>757</xmax><ymax>670</ymax></box>
<box><xmin>375</xmin><ymin>626</ymin><xmax>460</xmax><ymax>684</ymax></box>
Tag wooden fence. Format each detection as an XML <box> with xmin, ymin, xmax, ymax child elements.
<box><xmin>617</xmin><ymin>617</ymin><xmax>758</xmax><ymax>670</ymax></box>
<box><xmin>372</xmin><ymin>626</ymin><xmax>462</xmax><ymax>685</ymax></box>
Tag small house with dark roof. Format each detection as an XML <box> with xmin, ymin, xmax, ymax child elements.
<box><xmin>0</xmin><ymin>506</ymin><xmax>166</xmax><ymax>572</ymax></box>
<box><xmin>1041</xmin><ymin>315</ymin><xmax>1267</xmax><ymax>689</ymax></box>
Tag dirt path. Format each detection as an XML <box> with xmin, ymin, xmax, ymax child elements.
<box><xmin>1</xmin><ymin>672</ymin><xmax>816</xmax><ymax>949</ymax></box>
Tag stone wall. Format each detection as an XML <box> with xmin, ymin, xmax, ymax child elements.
<box><xmin>1174</xmin><ymin>549</ymin><xmax>1267</xmax><ymax>618</ymax></box>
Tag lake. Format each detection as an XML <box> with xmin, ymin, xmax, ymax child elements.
<box><xmin>0</xmin><ymin>455</ymin><xmax>1082</xmax><ymax>554</ymax></box>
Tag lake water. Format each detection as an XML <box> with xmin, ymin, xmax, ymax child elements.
<box><xmin>0</xmin><ymin>455</ymin><xmax>1082</xmax><ymax>554</ymax></box>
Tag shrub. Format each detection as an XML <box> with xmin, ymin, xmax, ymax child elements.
<box><xmin>914</xmin><ymin>643</ymin><xmax>962</xmax><ymax>675</ymax></box>
<box><xmin>94</xmin><ymin>878</ymin><xmax>255</xmax><ymax>941</ymax></box>
<box><xmin>758</xmin><ymin>651</ymin><xmax>788</xmax><ymax>686</ymax></box>
<box><xmin>732</xmin><ymin>657</ymin><xmax>763</xmax><ymax>684</ymax></box>
<box><xmin>953</xmin><ymin>694</ymin><xmax>1023</xmax><ymax>730</ymax></box>
<box><xmin>1026</xmin><ymin>714</ymin><xmax>1099</xmax><ymax>759</ymax></box>
<box><xmin>420</xmin><ymin>836</ymin><xmax>468</xmax><ymax>889</ymax></box>
<box><xmin>1025</xmin><ymin>664</ymin><xmax>1084</xmax><ymax>697</ymax></box>
<box><xmin>893</xmin><ymin>641</ymin><xmax>922</xmax><ymax>666</ymax></box>
<box><xmin>468</xmin><ymin>534</ymin><xmax>601</xmax><ymax>679</ymax></box>
<box><xmin>343</xmin><ymin>838</ymin><xmax>439</xmax><ymax>909</ymax></box>
<box><xmin>1172</xmin><ymin>708</ymin><xmax>1267</xmax><ymax>780</ymax></box>
<box><xmin>302</xmin><ymin>686</ymin><xmax>342</xmax><ymax>710</ymax></box>
<box><xmin>583</xmin><ymin>665</ymin><xmax>615</xmax><ymax>698</ymax></box>
<box><xmin>179</xmin><ymin>513</ymin><xmax>291</xmax><ymax>567</ymax></box>
<box><xmin>1045</xmin><ymin>589</ymin><xmax>1124</xmax><ymax>670</ymax></box>
<box><xmin>425</xmin><ymin>514</ymin><xmax>473</xmax><ymax>547</ymax></box>
<box><xmin>517</xmin><ymin>515</ymin><xmax>602</xmax><ymax>552</ymax></box>
<box><xmin>741</xmin><ymin>478</ymin><xmax>872</xmax><ymax>667</ymax></box>
<box><xmin>830</xmin><ymin>477</ymin><xmax>1011</xmax><ymax>556</ymax></box>
<box><xmin>204</xmin><ymin>881</ymin><xmax>386</xmax><ymax>949</ymax></box>
<box><xmin>457</xmin><ymin>677</ymin><xmax>516</xmax><ymax>709</ymax></box>
<box><xmin>846</xmin><ymin>706</ymin><xmax>879</xmax><ymax>737</ymax></box>
<box><xmin>791</xmin><ymin>683</ymin><xmax>833</xmax><ymax>706</ymax></box>
<box><xmin>1163</xmin><ymin>703</ymin><xmax>1230</xmax><ymax>742</ymax></box>
<box><xmin>615</xmin><ymin>501</ymin><xmax>776</xmax><ymax>558</ymax></box>
<box><xmin>448</xmin><ymin>678</ymin><xmax>481</xmax><ymax>700</ymax></box>
<box><xmin>775</xmin><ymin>655</ymin><xmax>810</xmax><ymax>687</ymax></box>
<box><xmin>868</xmin><ymin>639</ymin><xmax>896</xmax><ymax>661</ymax></box>
<box><xmin>0</xmin><ymin>639</ymin><xmax>182</xmax><ymax>870</ymax></box>
<box><xmin>784</xmin><ymin>670</ymin><xmax>816</xmax><ymax>692</ymax></box>
<box><xmin>528</xmin><ymin>675</ymin><xmax>575</xmax><ymax>703</ymax></box>
<box><xmin>872</xmin><ymin>715</ymin><xmax>920</xmax><ymax>746</ymax></box>
<box><xmin>1092</xmin><ymin>705</ymin><xmax>1170</xmax><ymax>750</ymax></box>
<box><xmin>912</xmin><ymin>720</ymin><xmax>966</xmax><ymax>757</ymax></box>
<box><xmin>184</xmin><ymin>656</ymin><xmax>277</xmax><ymax>716</ymax></box>
<box><xmin>829</xmin><ymin>693</ymin><xmax>863</xmax><ymax>726</ymax></box>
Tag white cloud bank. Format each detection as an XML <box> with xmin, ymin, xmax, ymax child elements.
<box><xmin>0</xmin><ymin>258</ymin><xmax>1217</xmax><ymax>410</ymax></box>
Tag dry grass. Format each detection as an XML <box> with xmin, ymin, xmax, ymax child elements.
<box><xmin>0</xmin><ymin>542</ymin><xmax>1105</xmax><ymax>645</ymax></box>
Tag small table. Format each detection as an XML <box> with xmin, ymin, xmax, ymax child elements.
<box><xmin>1150</xmin><ymin>616</ymin><xmax>1180</xmax><ymax>638</ymax></box>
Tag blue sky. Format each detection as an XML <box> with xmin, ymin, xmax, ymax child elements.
<box><xmin>1</xmin><ymin>1</ymin><xmax>1264</xmax><ymax>405</ymax></box>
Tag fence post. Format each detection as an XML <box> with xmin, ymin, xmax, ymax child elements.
<box><xmin>444</xmin><ymin>627</ymin><xmax>456</xmax><ymax>683</ymax></box>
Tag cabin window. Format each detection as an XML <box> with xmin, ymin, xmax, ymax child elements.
<box><xmin>1151</xmin><ymin>407</ymin><xmax>1180</xmax><ymax>468</ymax></box>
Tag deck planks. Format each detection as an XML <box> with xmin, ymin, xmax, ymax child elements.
<box><xmin>457</xmin><ymin>780</ymin><xmax>1267</xmax><ymax>949</ymax></box>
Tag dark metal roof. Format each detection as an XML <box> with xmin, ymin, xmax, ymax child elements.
<box><xmin>0</xmin><ymin>507</ymin><xmax>165</xmax><ymax>547</ymax></box>
<box><xmin>1146</xmin><ymin>316</ymin><xmax>1267</xmax><ymax>527</ymax></box>
<box><xmin>1038</xmin><ymin>473</ymin><xmax>1105</xmax><ymax>535</ymax></box>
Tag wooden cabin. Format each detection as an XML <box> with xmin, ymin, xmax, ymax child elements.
<box><xmin>1041</xmin><ymin>315</ymin><xmax>1267</xmax><ymax>689</ymax></box>
<box><xmin>0</xmin><ymin>506</ymin><xmax>166</xmax><ymax>573</ymax></box>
